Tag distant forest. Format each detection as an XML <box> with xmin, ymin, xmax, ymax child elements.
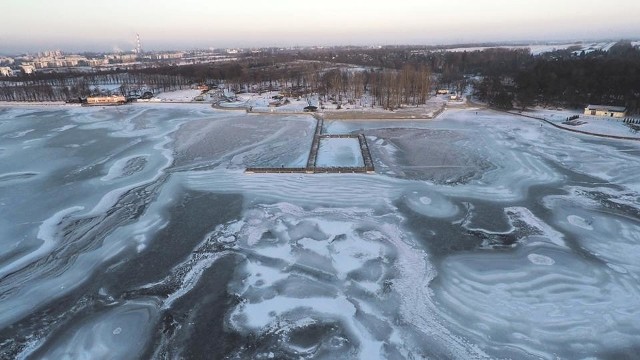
<box><xmin>0</xmin><ymin>72</ymin><xmax>189</xmax><ymax>102</ymax></box>
<box><xmin>1</xmin><ymin>41</ymin><xmax>639</xmax><ymax>113</ymax></box>
<box><xmin>472</xmin><ymin>41</ymin><xmax>640</xmax><ymax>112</ymax></box>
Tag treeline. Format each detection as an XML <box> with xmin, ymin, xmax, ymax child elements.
<box><xmin>292</xmin><ymin>46</ymin><xmax>532</xmax><ymax>75</ymax></box>
<box><xmin>137</xmin><ymin>60</ymin><xmax>432</xmax><ymax>109</ymax></box>
<box><xmin>134</xmin><ymin>47</ymin><xmax>533</xmax><ymax>96</ymax></box>
<box><xmin>303</xmin><ymin>65</ymin><xmax>432</xmax><ymax>109</ymax></box>
<box><xmin>3</xmin><ymin>42</ymin><xmax>639</xmax><ymax>111</ymax></box>
<box><xmin>290</xmin><ymin>44</ymin><xmax>640</xmax><ymax>113</ymax></box>
<box><xmin>0</xmin><ymin>46</ymin><xmax>540</xmax><ymax>106</ymax></box>
<box><xmin>364</xmin><ymin>66</ymin><xmax>432</xmax><ymax>109</ymax></box>
<box><xmin>475</xmin><ymin>42</ymin><xmax>640</xmax><ymax>113</ymax></box>
<box><xmin>0</xmin><ymin>72</ymin><xmax>189</xmax><ymax>101</ymax></box>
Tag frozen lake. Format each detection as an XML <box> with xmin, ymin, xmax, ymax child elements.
<box><xmin>1</xmin><ymin>104</ymin><xmax>639</xmax><ymax>359</ymax></box>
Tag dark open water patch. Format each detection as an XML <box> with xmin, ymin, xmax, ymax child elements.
<box><xmin>149</xmin><ymin>254</ymin><xmax>243</xmax><ymax>359</ymax></box>
<box><xmin>104</xmin><ymin>191</ymin><xmax>243</xmax><ymax>293</ymax></box>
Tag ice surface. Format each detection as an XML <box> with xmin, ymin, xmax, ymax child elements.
<box><xmin>101</xmin><ymin>154</ymin><xmax>149</xmax><ymax>181</ymax></box>
<box><xmin>40</xmin><ymin>300</ymin><xmax>159</xmax><ymax>360</ymax></box>
<box><xmin>315</xmin><ymin>137</ymin><xmax>364</xmax><ymax>167</ymax></box>
<box><xmin>1</xmin><ymin>104</ymin><xmax>640</xmax><ymax>359</ymax></box>
<box><xmin>403</xmin><ymin>190</ymin><xmax>459</xmax><ymax>218</ymax></box>
<box><xmin>435</xmin><ymin>243</ymin><xmax>640</xmax><ymax>358</ymax></box>
<box><xmin>0</xmin><ymin>105</ymin><xmax>206</xmax><ymax>327</ymax></box>
<box><xmin>212</xmin><ymin>202</ymin><xmax>487</xmax><ymax>358</ymax></box>
<box><xmin>527</xmin><ymin>253</ymin><xmax>555</xmax><ymax>265</ymax></box>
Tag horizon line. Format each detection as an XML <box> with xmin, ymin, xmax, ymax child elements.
<box><xmin>3</xmin><ymin>36</ymin><xmax>640</xmax><ymax>56</ymax></box>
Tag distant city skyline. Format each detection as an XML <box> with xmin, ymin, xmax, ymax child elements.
<box><xmin>1</xmin><ymin>0</ymin><xmax>640</xmax><ymax>54</ymax></box>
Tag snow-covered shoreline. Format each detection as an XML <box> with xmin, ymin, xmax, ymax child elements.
<box><xmin>512</xmin><ymin>108</ymin><xmax>640</xmax><ymax>140</ymax></box>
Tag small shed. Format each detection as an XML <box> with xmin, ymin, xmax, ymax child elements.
<box><xmin>584</xmin><ymin>105</ymin><xmax>627</xmax><ymax>118</ymax></box>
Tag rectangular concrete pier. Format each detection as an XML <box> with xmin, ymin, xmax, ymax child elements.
<box><xmin>245</xmin><ymin>115</ymin><xmax>375</xmax><ymax>174</ymax></box>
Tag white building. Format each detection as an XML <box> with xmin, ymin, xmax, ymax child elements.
<box><xmin>584</xmin><ymin>105</ymin><xmax>627</xmax><ymax>118</ymax></box>
<box><xmin>87</xmin><ymin>59</ymin><xmax>108</xmax><ymax>67</ymax></box>
<box><xmin>20</xmin><ymin>64</ymin><xmax>35</xmax><ymax>74</ymax></box>
<box><xmin>0</xmin><ymin>67</ymin><xmax>13</xmax><ymax>76</ymax></box>
<box><xmin>152</xmin><ymin>52</ymin><xmax>184</xmax><ymax>60</ymax></box>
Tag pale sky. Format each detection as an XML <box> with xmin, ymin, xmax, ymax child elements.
<box><xmin>1</xmin><ymin>0</ymin><xmax>639</xmax><ymax>54</ymax></box>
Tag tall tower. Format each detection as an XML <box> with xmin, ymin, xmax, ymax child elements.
<box><xmin>135</xmin><ymin>33</ymin><xmax>143</xmax><ymax>55</ymax></box>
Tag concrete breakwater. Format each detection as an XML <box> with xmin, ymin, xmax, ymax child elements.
<box><xmin>246</xmin><ymin>115</ymin><xmax>375</xmax><ymax>174</ymax></box>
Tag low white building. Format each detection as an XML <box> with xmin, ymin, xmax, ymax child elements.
<box><xmin>86</xmin><ymin>95</ymin><xmax>127</xmax><ymax>105</ymax></box>
<box><xmin>584</xmin><ymin>104</ymin><xmax>627</xmax><ymax>118</ymax></box>
<box><xmin>20</xmin><ymin>64</ymin><xmax>35</xmax><ymax>74</ymax></box>
<box><xmin>87</xmin><ymin>59</ymin><xmax>108</xmax><ymax>67</ymax></box>
<box><xmin>0</xmin><ymin>67</ymin><xmax>13</xmax><ymax>77</ymax></box>
<box><xmin>152</xmin><ymin>52</ymin><xmax>184</xmax><ymax>60</ymax></box>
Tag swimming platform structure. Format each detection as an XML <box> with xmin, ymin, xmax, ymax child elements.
<box><xmin>245</xmin><ymin>115</ymin><xmax>375</xmax><ymax>174</ymax></box>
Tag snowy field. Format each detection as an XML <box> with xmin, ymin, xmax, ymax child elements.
<box><xmin>572</xmin><ymin>41</ymin><xmax>619</xmax><ymax>54</ymax></box>
<box><xmin>155</xmin><ymin>89</ymin><xmax>204</xmax><ymax>102</ymax></box>
<box><xmin>444</xmin><ymin>41</ymin><xmax>622</xmax><ymax>55</ymax></box>
<box><xmin>445</xmin><ymin>43</ymin><xmax>580</xmax><ymax>55</ymax></box>
<box><xmin>1</xmin><ymin>104</ymin><xmax>640</xmax><ymax>359</ymax></box>
<box><xmin>220</xmin><ymin>91</ymin><xmax>446</xmax><ymax>118</ymax></box>
<box><xmin>525</xmin><ymin>108</ymin><xmax>640</xmax><ymax>138</ymax></box>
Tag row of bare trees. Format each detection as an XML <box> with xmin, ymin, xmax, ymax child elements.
<box><xmin>369</xmin><ymin>65</ymin><xmax>432</xmax><ymax>109</ymax></box>
<box><xmin>220</xmin><ymin>63</ymin><xmax>433</xmax><ymax>110</ymax></box>
<box><xmin>1</xmin><ymin>50</ymin><xmax>435</xmax><ymax>108</ymax></box>
<box><xmin>302</xmin><ymin>65</ymin><xmax>432</xmax><ymax>109</ymax></box>
<box><xmin>0</xmin><ymin>73</ymin><xmax>190</xmax><ymax>101</ymax></box>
